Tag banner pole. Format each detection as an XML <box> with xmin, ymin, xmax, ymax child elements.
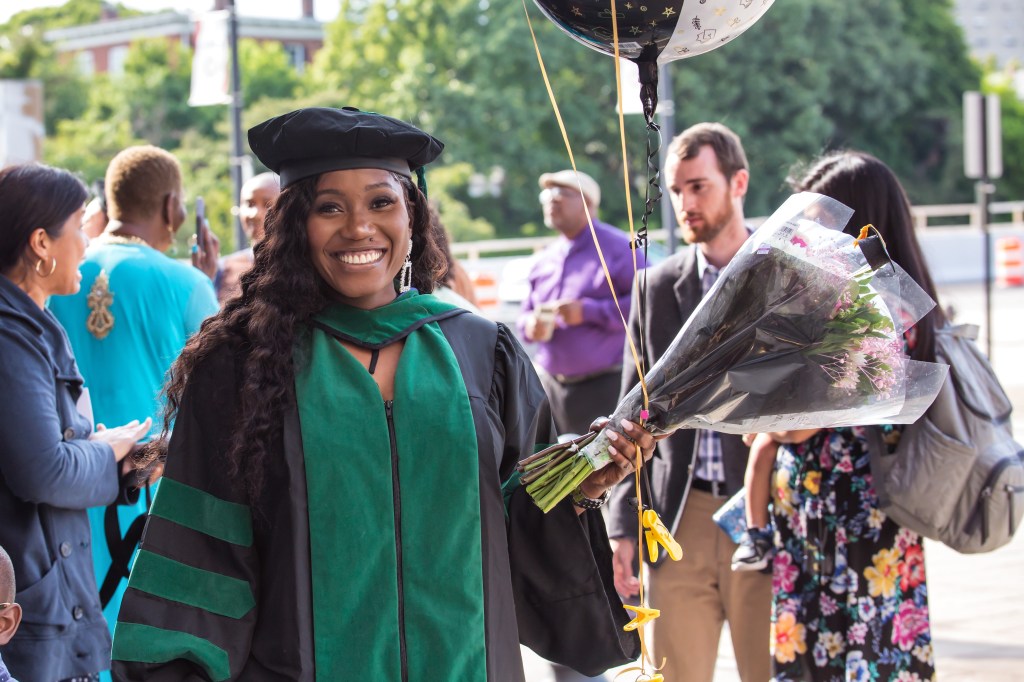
<box><xmin>227</xmin><ymin>0</ymin><xmax>246</xmax><ymax>251</ymax></box>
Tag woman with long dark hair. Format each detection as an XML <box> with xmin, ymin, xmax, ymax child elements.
<box><xmin>110</xmin><ymin>107</ymin><xmax>651</xmax><ymax>681</ymax></box>
<box><xmin>753</xmin><ymin>152</ymin><xmax>942</xmax><ymax>681</ymax></box>
<box><xmin>0</xmin><ymin>164</ymin><xmax>151</xmax><ymax>682</ymax></box>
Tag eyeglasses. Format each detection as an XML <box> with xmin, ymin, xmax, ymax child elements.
<box><xmin>539</xmin><ymin>186</ymin><xmax>582</xmax><ymax>204</ymax></box>
<box><xmin>0</xmin><ymin>602</ymin><xmax>13</xmax><ymax>610</ymax></box>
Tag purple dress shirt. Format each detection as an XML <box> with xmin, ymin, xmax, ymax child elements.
<box><xmin>518</xmin><ymin>220</ymin><xmax>646</xmax><ymax>377</ymax></box>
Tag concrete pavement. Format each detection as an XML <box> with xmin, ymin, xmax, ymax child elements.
<box><xmin>523</xmin><ymin>281</ymin><xmax>1024</xmax><ymax>681</ymax></box>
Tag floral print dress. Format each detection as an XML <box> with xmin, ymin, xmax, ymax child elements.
<box><xmin>770</xmin><ymin>426</ymin><xmax>935</xmax><ymax>682</ymax></box>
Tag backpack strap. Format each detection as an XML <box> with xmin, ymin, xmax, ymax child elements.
<box><xmin>99</xmin><ymin>485</ymin><xmax>152</xmax><ymax>609</ymax></box>
<box><xmin>865</xmin><ymin>426</ymin><xmax>892</xmax><ymax>511</ymax></box>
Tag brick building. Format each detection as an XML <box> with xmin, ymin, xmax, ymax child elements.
<box><xmin>43</xmin><ymin>0</ymin><xmax>324</xmax><ymax>77</ymax></box>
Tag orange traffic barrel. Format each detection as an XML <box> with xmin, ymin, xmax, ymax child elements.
<box><xmin>995</xmin><ymin>236</ymin><xmax>1024</xmax><ymax>287</ymax></box>
<box><xmin>470</xmin><ymin>271</ymin><xmax>499</xmax><ymax>311</ymax></box>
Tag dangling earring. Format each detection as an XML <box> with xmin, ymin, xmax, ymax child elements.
<box><xmin>35</xmin><ymin>257</ymin><xmax>57</xmax><ymax>277</ymax></box>
<box><xmin>399</xmin><ymin>239</ymin><xmax>413</xmax><ymax>293</ymax></box>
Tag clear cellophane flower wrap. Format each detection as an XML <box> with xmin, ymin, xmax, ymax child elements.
<box><xmin>519</xmin><ymin>192</ymin><xmax>950</xmax><ymax>512</ymax></box>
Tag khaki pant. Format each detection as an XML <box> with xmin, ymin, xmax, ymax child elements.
<box><xmin>645</xmin><ymin>488</ymin><xmax>772</xmax><ymax>682</ymax></box>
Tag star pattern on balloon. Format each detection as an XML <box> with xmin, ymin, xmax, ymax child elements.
<box><xmin>532</xmin><ymin>0</ymin><xmax>777</xmax><ymax>73</ymax></box>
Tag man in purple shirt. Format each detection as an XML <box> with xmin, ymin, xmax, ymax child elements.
<box><xmin>518</xmin><ymin>169</ymin><xmax>646</xmax><ymax>437</ymax></box>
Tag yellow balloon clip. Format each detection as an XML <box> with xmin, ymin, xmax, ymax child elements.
<box><xmin>642</xmin><ymin>509</ymin><xmax>683</xmax><ymax>563</ymax></box>
<box><xmin>623</xmin><ymin>604</ymin><xmax>660</xmax><ymax>632</ymax></box>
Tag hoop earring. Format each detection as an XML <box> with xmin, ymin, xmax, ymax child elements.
<box><xmin>398</xmin><ymin>240</ymin><xmax>413</xmax><ymax>294</ymax></box>
<box><xmin>35</xmin><ymin>257</ymin><xmax>57</xmax><ymax>278</ymax></box>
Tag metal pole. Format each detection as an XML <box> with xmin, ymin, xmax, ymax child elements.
<box><xmin>657</xmin><ymin>63</ymin><xmax>677</xmax><ymax>254</ymax></box>
<box><xmin>227</xmin><ymin>0</ymin><xmax>246</xmax><ymax>251</ymax></box>
<box><xmin>978</xmin><ymin>179</ymin><xmax>994</xmax><ymax>359</ymax></box>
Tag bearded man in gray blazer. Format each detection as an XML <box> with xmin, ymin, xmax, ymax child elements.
<box><xmin>607</xmin><ymin>123</ymin><xmax>771</xmax><ymax>682</ymax></box>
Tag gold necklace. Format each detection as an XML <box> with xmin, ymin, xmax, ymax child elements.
<box><xmin>95</xmin><ymin>232</ymin><xmax>151</xmax><ymax>248</ymax></box>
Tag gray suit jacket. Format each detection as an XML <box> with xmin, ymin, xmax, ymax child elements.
<box><xmin>606</xmin><ymin>247</ymin><xmax>750</xmax><ymax>557</ymax></box>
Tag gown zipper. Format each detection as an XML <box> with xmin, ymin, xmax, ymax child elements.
<box><xmin>385</xmin><ymin>399</ymin><xmax>409</xmax><ymax>682</ymax></box>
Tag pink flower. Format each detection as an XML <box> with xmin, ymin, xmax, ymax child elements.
<box><xmin>894</xmin><ymin>528</ymin><xmax>917</xmax><ymax>552</ymax></box>
<box><xmin>773</xmin><ymin>551</ymin><xmax>800</xmax><ymax>594</ymax></box>
<box><xmin>848</xmin><ymin>622</ymin><xmax>868</xmax><ymax>645</ymax></box>
<box><xmin>892</xmin><ymin>600</ymin><xmax>930</xmax><ymax>651</ymax></box>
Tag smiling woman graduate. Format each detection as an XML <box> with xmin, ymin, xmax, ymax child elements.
<box><xmin>110</xmin><ymin>107</ymin><xmax>651</xmax><ymax>681</ymax></box>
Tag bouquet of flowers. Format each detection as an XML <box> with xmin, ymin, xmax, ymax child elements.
<box><xmin>519</xmin><ymin>193</ymin><xmax>949</xmax><ymax>512</ymax></box>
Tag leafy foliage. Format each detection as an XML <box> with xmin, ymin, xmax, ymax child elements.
<box><xmin>666</xmin><ymin>0</ymin><xmax>979</xmax><ymax>214</ymax></box>
<box><xmin>2</xmin><ymin>0</ymin><xmax>993</xmax><ymax>247</ymax></box>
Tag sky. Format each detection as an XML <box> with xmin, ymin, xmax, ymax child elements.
<box><xmin>1</xmin><ymin>0</ymin><xmax>341</xmax><ymax>24</ymax></box>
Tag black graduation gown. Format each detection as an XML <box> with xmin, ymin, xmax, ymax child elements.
<box><xmin>112</xmin><ymin>313</ymin><xmax>638</xmax><ymax>680</ymax></box>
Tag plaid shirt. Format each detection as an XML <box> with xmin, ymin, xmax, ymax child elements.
<box><xmin>692</xmin><ymin>258</ymin><xmax>725</xmax><ymax>483</ymax></box>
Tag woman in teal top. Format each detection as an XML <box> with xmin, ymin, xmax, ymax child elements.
<box><xmin>111</xmin><ymin>107</ymin><xmax>656</xmax><ymax>681</ymax></box>
<box><xmin>48</xmin><ymin>146</ymin><xmax>219</xmax><ymax>664</ymax></box>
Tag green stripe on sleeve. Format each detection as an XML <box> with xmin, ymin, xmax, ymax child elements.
<box><xmin>149</xmin><ymin>478</ymin><xmax>253</xmax><ymax>546</ymax></box>
<box><xmin>113</xmin><ymin>622</ymin><xmax>231</xmax><ymax>681</ymax></box>
<box><xmin>129</xmin><ymin>550</ymin><xmax>255</xmax><ymax>619</ymax></box>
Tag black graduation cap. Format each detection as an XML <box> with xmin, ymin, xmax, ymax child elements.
<box><xmin>247</xmin><ymin>107</ymin><xmax>444</xmax><ymax>190</ymax></box>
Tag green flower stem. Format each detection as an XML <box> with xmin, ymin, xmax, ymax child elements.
<box><xmin>520</xmin><ymin>448</ymin><xmax>571</xmax><ymax>484</ymax></box>
<box><xmin>535</xmin><ymin>460</ymin><xmax>595</xmax><ymax>513</ymax></box>
<box><xmin>523</xmin><ymin>452</ymin><xmax>577</xmax><ymax>488</ymax></box>
<box><xmin>519</xmin><ymin>450</ymin><xmax>558</xmax><ymax>473</ymax></box>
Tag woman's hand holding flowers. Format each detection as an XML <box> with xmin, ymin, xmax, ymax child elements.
<box><xmin>578</xmin><ymin>418</ymin><xmax>661</xmax><ymax>501</ymax></box>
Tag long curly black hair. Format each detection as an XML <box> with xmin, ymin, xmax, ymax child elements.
<box><xmin>148</xmin><ymin>172</ymin><xmax>448</xmax><ymax>500</ymax></box>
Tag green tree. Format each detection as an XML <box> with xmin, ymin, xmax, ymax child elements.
<box><xmin>664</xmin><ymin>0</ymin><xmax>980</xmax><ymax>216</ymax></box>
<box><xmin>239</xmin><ymin>38</ymin><xmax>301</xmax><ymax>105</ymax></box>
<box><xmin>307</xmin><ymin>0</ymin><xmax>651</xmax><ymax>237</ymax></box>
<box><xmin>0</xmin><ymin>0</ymin><xmax>145</xmax><ymax>131</ymax></box>
<box><xmin>3</xmin><ymin>0</ymin><xmax>140</xmax><ymax>32</ymax></box>
<box><xmin>303</xmin><ymin>0</ymin><xmax>982</xmax><ymax>236</ymax></box>
<box><xmin>118</xmin><ymin>39</ymin><xmax>220</xmax><ymax>148</ymax></box>
<box><xmin>27</xmin><ymin>0</ymin><xmax>987</xmax><ymax>247</ymax></box>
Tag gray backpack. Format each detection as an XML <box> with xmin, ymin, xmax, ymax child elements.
<box><xmin>869</xmin><ymin>324</ymin><xmax>1024</xmax><ymax>553</ymax></box>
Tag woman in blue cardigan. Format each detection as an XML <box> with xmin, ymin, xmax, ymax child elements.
<box><xmin>0</xmin><ymin>164</ymin><xmax>152</xmax><ymax>682</ymax></box>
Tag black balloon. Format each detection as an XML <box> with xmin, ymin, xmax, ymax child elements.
<box><xmin>532</xmin><ymin>0</ymin><xmax>776</xmax><ymax>66</ymax></box>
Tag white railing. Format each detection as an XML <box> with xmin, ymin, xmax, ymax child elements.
<box><xmin>450</xmin><ymin>201</ymin><xmax>1024</xmax><ymax>261</ymax></box>
<box><xmin>912</xmin><ymin>201</ymin><xmax>1024</xmax><ymax>231</ymax></box>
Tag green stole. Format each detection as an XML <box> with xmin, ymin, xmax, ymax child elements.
<box><xmin>294</xmin><ymin>293</ymin><xmax>487</xmax><ymax>681</ymax></box>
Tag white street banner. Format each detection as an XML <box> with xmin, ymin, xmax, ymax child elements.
<box><xmin>0</xmin><ymin>80</ymin><xmax>45</xmax><ymax>167</ymax></box>
<box><xmin>189</xmin><ymin>10</ymin><xmax>231</xmax><ymax>107</ymax></box>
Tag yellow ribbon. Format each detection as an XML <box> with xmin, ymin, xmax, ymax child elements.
<box><xmin>522</xmin><ymin>1</ymin><xmax>669</xmax><ymax>677</ymax></box>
